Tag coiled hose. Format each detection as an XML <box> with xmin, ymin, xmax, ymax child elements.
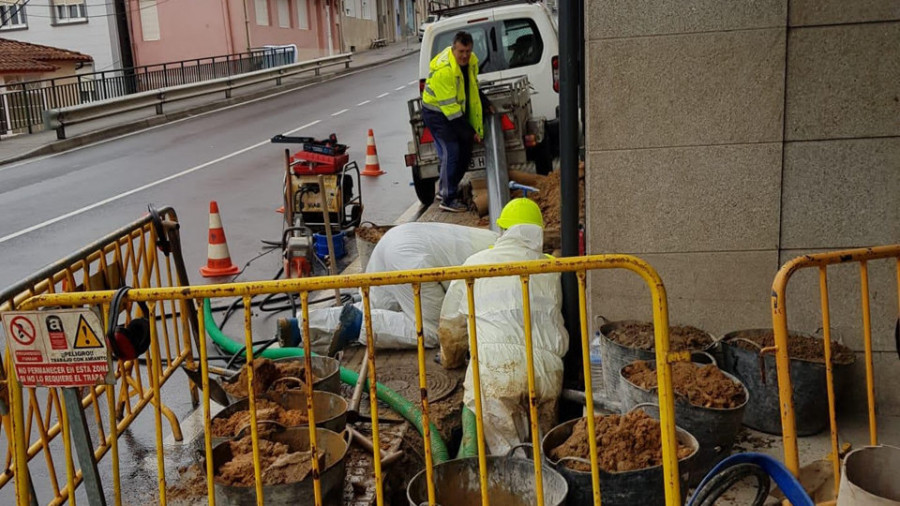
<box><xmin>202</xmin><ymin>298</ymin><xmax>451</xmax><ymax>464</ymax></box>
<box><xmin>687</xmin><ymin>453</ymin><xmax>814</xmax><ymax>506</ymax></box>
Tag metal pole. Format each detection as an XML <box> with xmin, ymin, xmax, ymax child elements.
<box><xmin>484</xmin><ymin>113</ymin><xmax>509</xmax><ymax>233</ymax></box>
<box><xmin>62</xmin><ymin>388</ymin><xmax>107</xmax><ymax>506</ymax></box>
<box><xmin>559</xmin><ymin>0</ymin><xmax>583</xmax><ymax>391</ymax></box>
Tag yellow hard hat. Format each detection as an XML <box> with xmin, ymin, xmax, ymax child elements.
<box><xmin>496</xmin><ymin>198</ymin><xmax>544</xmax><ymax>229</ymax></box>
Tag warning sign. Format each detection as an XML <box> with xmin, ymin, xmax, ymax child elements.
<box><xmin>74</xmin><ymin>315</ymin><xmax>104</xmax><ymax>349</ymax></box>
<box><xmin>2</xmin><ymin>309</ymin><xmax>112</xmax><ymax>388</ymax></box>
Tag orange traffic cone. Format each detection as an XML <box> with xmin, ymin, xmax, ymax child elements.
<box><xmin>199</xmin><ymin>201</ymin><xmax>241</xmax><ymax>277</ymax></box>
<box><xmin>361</xmin><ymin>129</ymin><xmax>385</xmax><ymax>176</ymax></box>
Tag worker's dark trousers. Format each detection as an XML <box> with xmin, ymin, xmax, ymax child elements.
<box><xmin>423</xmin><ymin>108</ymin><xmax>473</xmax><ymax>202</ymax></box>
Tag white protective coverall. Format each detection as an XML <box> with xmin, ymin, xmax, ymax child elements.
<box><xmin>438</xmin><ymin>224</ymin><xmax>569</xmax><ymax>454</ymax></box>
<box><xmin>304</xmin><ymin>222</ymin><xmax>498</xmax><ymax>349</ymax></box>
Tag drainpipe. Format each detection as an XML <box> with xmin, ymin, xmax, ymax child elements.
<box><xmin>242</xmin><ymin>0</ymin><xmax>253</xmax><ymax>51</ymax></box>
<box><xmin>559</xmin><ymin>0</ymin><xmax>583</xmax><ymax>394</ymax></box>
<box><xmin>222</xmin><ymin>0</ymin><xmax>237</xmax><ymax>53</ymax></box>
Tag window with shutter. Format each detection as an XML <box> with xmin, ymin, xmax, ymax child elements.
<box><xmin>255</xmin><ymin>0</ymin><xmax>269</xmax><ymax>26</ymax></box>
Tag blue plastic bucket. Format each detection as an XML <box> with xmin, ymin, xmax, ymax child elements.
<box><xmin>313</xmin><ymin>232</ymin><xmax>346</xmax><ymax>260</ymax></box>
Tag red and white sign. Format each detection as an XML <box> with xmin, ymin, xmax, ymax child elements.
<box><xmin>1</xmin><ymin>309</ymin><xmax>112</xmax><ymax>388</ymax></box>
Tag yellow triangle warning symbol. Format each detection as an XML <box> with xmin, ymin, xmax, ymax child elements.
<box><xmin>73</xmin><ymin>315</ymin><xmax>104</xmax><ymax>349</ymax></box>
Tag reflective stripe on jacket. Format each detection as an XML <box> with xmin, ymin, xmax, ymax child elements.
<box><xmin>422</xmin><ymin>46</ymin><xmax>484</xmax><ymax>138</ymax></box>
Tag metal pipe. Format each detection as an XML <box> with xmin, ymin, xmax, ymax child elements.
<box><xmin>484</xmin><ymin>112</ymin><xmax>509</xmax><ymax>233</ymax></box>
<box><xmin>559</xmin><ymin>0</ymin><xmax>583</xmax><ymax>392</ymax></box>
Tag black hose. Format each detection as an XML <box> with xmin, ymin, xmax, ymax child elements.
<box><xmin>690</xmin><ymin>463</ymin><xmax>770</xmax><ymax>506</ymax></box>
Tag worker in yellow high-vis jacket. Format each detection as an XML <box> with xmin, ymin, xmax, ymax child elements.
<box><xmin>422</xmin><ymin>31</ymin><xmax>493</xmax><ymax>213</ymax></box>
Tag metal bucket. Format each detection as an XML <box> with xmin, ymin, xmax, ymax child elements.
<box><xmin>211</xmin><ymin>390</ymin><xmax>348</xmax><ymax>446</ymax></box>
<box><xmin>838</xmin><ymin>445</ymin><xmax>900</xmax><ymax>505</ymax></box>
<box><xmin>541</xmin><ymin>416</ymin><xmax>698</xmax><ymax>506</ymax></box>
<box><xmin>406</xmin><ymin>453</ymin><xmax>569</xmax><ymax>506</ymax></box>
<box><xmin>213</xmin><ymin>426</ymin><xmax>348</xmax><ymax>506</ymax></box>
<box><xmin>720</xmin><ymin>328</ymin><xmax>853</xmax><ymax>436</ymax></box>
<box><xmin>219</xmin><ymin>355</ymin><xmax>342</xmax><ymax>404</ymax></box>
<box><xmin>618</xmin><ymin>360</ymin><xmax>748</xmax><ymax>487</ymax></box>
<box><xmin>599</xmin><ymin>320</ymin><xmax>716</xmax><ymax>401</ymax></box>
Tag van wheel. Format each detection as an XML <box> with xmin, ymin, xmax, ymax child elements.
<box><xmin>412</xmin><ymin>166</ymin><xmax>437</xmax><ymax>205</ymax></box>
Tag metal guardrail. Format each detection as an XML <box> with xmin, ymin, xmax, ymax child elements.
<box><xmin>0</xmin><ymin>47</ymin><xmax>296</xmax><ymax>139</ymax></box>
<box><xmin>43</xmin><ymin>53</ymin><xmax>352</xmax><ymax>140</ymax></box>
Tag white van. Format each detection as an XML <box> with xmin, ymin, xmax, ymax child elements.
<box><xmin>417</xmin><ymin>0</ymin><xmax>559</xmax><ymax>171</ymax></box>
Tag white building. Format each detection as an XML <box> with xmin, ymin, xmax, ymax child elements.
<box><xmin>0</xmin><ymin>0</ymin><xmax>123</xmax><ymax>74</ymax></box>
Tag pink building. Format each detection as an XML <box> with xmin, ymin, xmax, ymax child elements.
<box><xmin>126</xmin><ymin>0</ymin><xmax>341</xmax><ymax>67</ymax></box>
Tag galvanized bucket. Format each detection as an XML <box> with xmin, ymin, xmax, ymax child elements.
<box><xmin>720</xmin><ymin>328</ymin><xmax>854</xmax><ymax>435</ymax></box>
<box><xmin>598</xmin><ymin>319</ymin><xmax>716</xmax><ymax>400</ymax></box>
<box><xmin>837</xmin><ymin>445</ymin><xmax>900</xmax><ymax>506</ymax></box>
<box><xmin>618</xmin><ymin>360</ymin><xmax>748</xmax><ymax>486</ymax></box>
<box><xmin>213</xmin><ymin>426</ymin><xmax>348</xmax><ymax>506</ymax></box>
<box><xmin>540</xmin><ymin>416</ymin><xmax>697</xmax><ymax>506</ymax></box>
<box><xmin>219</xmin><ymin>355</ymin><xmax>342</xmax><ymax>404</ymax></box>
<box><xmin>211</xmin><ymin>390</ymin><xmax>348</xmax><ymax>447</ymax></box>
<box><xmin>406</xmin><ymin>452</ymin><xmax>569</xmax><ymax>506</ymax></box>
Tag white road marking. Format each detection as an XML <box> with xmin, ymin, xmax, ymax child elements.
<box><xmin>331</xmin><ymin>109</ymin><xmax>348</xmax><ymax>116</ymax></box>
<box><xmin>377</xmin><ymin>92</ymin><xmax>390</xmax><ymax>98</ymax></box>
<box><xmin>407</xmin><ymin>80</ymin><xmax>417</xmax><ymax>85</ymax></box>
<box><xmin>394</xmin><ymin>85</ymin><xmax>406</xmax><ymax>91</ymax></box>
<box><xmin>0</xmin><ymin>120</ymin><xmax>321</xmax><ymax>245</ymax></box>
<box><xmin>357</xmin><ymin>100</ymin><xmax>370</xmax><ymax>106</ymax></box>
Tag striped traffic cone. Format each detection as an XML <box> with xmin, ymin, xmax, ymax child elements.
<box><xmin>361</xmin><ymin>129</ymin><xmax>385</xmax><ymax>176</ymax></box>
<box><xmin>199</xmin><ymin>201</ymin><xmax>241</xmax><ymax>277</ymax></box>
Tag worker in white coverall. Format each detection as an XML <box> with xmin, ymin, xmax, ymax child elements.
<box><xmin>438</xmin><ymin>198</ymin><xmax>569</xmax><ymax>454</ymax></box>
<box><xmin>303</xmin><ymin>222</ymin><xmax>498</xmax><ymax>351</ymax></box>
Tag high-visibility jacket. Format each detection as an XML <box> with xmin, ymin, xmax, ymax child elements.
<box><xmin>422</xmin><ymin>46</ymin><xmax>484</xmax><ymax>138</ymax></box>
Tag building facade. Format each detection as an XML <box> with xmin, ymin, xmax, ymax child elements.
<box><xmin>585</xmin><ymin>1</ymin><xmax>900</xmax><ymax>414</ymax></box>
<box><xmin>0</xmin><ymin>0</ymin><xmax>120</xmax><ymax>72</ymax></box>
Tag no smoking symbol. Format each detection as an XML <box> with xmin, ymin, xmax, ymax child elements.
<box><xmin>9</xmin><ymin>317</ymin><xmax>36</xmax><ymax>346</ymax></box>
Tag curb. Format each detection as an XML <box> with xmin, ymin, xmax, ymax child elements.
<box><xmin>0</xmin><ymin>49</ymin><xmax>419</xmax><ymax>167</ymax></box>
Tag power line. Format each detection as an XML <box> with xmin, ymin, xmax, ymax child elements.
<box><xmin>4</xmin><ymin>0</ymin><xmax>173</xmax><ymax>21</ymax></box>
<box><xmin>0</xmin><ymin>0</ymin><xmax>32</xmax><ymax>26</ymax></box>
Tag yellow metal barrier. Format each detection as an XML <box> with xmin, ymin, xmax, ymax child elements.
<box><xmin>14</xmin><ymin>254</ymin><xmax>683</xmax><ymax>506</ymax></box>
<box><xmin>0</xmin><ymin>207</ymin><xmax>199</xmax><ymax>505</ymax></box>
<box><xmin>771</xmin><ymin>244</ymin><xmax>900</xmax><ymax>495</ymax></box>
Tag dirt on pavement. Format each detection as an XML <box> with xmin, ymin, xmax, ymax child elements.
<box><xmin>623</xmin><ymin>360</ymin><xmax>746</xmax><ymax>409</ymax></box>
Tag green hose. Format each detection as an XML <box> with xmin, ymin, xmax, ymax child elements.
<box><xmin>457</xmin><ymin>406</ymin><xmax>478</xmax><ymax>459</ymax></box>
<box><xmin>203</xmin><ymin>299</ymin><xmax>451</xmax><ymax>463</ymax></box>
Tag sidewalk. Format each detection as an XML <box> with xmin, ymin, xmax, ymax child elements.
<box><xmin>0</xmin><ymin>38</ymin><xmax>420</xmax><ymax>167</ymax></box>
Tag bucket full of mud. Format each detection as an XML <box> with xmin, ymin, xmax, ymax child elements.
<box><xmin>213</xmin><ymin>426</ymin><xmax>348</xmax><ymax>505</ymax></box>
<box><xmin>541</xmin><ymin>409</ymin><xmax>698</xmax><ymax>506</ymax></box>
<box><xmin>406</xmin><ymin>450</ymin><xmax>569</xmax><ymax>506</ymax></box>
<box><xmin>837</xmin><ymin>445</ymin><xmax>900</xmax><ymax>505</ymax></box>
<box><xmin>619</xmin><ymin>360</ymin><xmax>747</xmax><ymax>486</ymax></box>
<box><xmin>211</xmin><ymin>390</ymin><xmax>348</xmax><ymax>446</ymax></box>
<box><xmin>218</xmin><ymin>356</ymin><xmax>342</xmax><ymax>404</ymax></box>
<box><xmin>355</xmin><ymin>223</ymin><xmax>393</xmax><ymax>271</ymax></box>
<box><xmin>720</xmin><ymin>328</ymin><xmax>855</xmax><ymax>435</ymax></box>
<box><xmin>598</xmin><ymin>320</ymin><xmax>716</xmax><ymax>400</ymax></box>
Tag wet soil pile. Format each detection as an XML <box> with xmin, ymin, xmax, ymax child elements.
<box><xmin>549</xmin><ymin>410</ymin><xmax>693</xmax><ymax>472</ymax></box>
<box><xmin>167</xmin><ymin>464</ymin><xmax>208</xmax><ymax>504</ymax></box>
<box><xmin>623</xmin><ymin>360</ymin><xmax>746</xmax><ymax>409</ymax></box>
<box><xmin>211</xmin><ymin>399</ymin><xmax>309</xmax><ymax>437</ymax></box>
<box><xmin>223</xmin><ymin>358</ymin><xmax>318</xmax><ymax>397</ymax></box>
<box><xmin>606</xmin><ymin>322</ymin><xmax>713</xmax><ymax>352</ymax></box>
<box><xmin>733</xmin><ymin>331</ymin><xmax>854</xmax><ymax>364</ymax></box>
<box><xmin>356</xmin><ymin>225</ymin><xmax>391</xmax><ymax>244</ymax></box>
<box><xmin>215</xmin><ymin>435</ymin><xmax>325</xmax><ymax>487</ymax></box>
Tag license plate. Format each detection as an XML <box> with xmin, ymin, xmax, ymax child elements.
<box><xmin>469</xmin><ymin>156</ymin><xmax>485</xmax><ymax>170</ymax></box>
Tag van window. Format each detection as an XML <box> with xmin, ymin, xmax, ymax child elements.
<box><xmin>430</xmin><ymin>18</ymin><xmax>543</xmax><ymax>74</ymax></box>
<box><xmin>431</xmin><ymin>25</ymin><xmax>492</xmax><ymax>71</ymax></box>
<box><xmin>501</xmin><ymin>19</ymin><xmax>543</xmax><ymax>69</ymax></box>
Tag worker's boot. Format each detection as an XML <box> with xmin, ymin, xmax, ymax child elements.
<box><xmin>327</xmin><ymin>303</ymin><xmax>363</xmax><ymax>357</ymax></box>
